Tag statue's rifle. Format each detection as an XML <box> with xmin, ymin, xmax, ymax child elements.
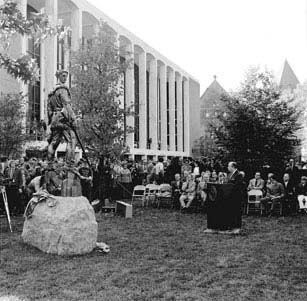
<box><xmin>61</xmin><ymin>113</ymin><xmax>93</xmax><ymax>177</ymax></box>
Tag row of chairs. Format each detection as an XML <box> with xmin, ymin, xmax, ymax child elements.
<box><xmin>131</xmin><ymin>184</ymin><xmax>173</xmax><ymax>208</ymax></box>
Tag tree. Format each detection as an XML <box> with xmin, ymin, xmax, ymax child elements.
<box><xmin>0</xmin><ymin>0</ymin><xmax>67</xmax><ymax>83</ymax></box>
<box><xmin>0</xmin><ymin>93</ymin><xmax>26</xmax><ymax>157</ymax></box>
<box><xmin>213</xmin><ymin>68</ymin><xmax>301</xmax><ymax>177</ymax></box>
<box><xmin>70</xmin><ymin>22</ymin><xmax>132</xmax><ymax>159</ymax></box>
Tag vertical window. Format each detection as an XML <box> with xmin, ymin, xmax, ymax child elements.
<box><xmin>175</xmin><ymin>81</ymin><xmax>178</xmax><ymax>151</ymax></box>
<box><xmin>182</xmin><ymin>81</ymin><xmax>185</xmax><ymax>152</ymax></box>
<box><xmin>166</xmin><ymin>81</ymin><xmax>170</xmax><ymax>150</ymax></box>
<box><xmin>134</xmin><ymin>63</ymin><xmax>139</xmax><ymax>148</ymax></box>
<box><xmin>146</xmin><ymin>70</ymin><xmax>150</xmax><ymax>149</ymax></box>
<box><xmin>120</xmin><ymin>57</ymin><xmax>126</xmax><ymax>145</ymax></box>
<box><xmin>157</xmin><ymin>77</ymin><xmax>161</xmax><ymax>150</ymax></box>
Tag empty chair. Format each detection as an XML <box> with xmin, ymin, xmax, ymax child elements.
<box><xmin>247</xmin><ymin>189</ymin><xmax>264</xmax><ymax>215</ymax></box>
<box><xmin>131</xmin><ymin>185</ymin><xmax>146</xmax><ymax>206</ymax></box>
<box><xmin>156</xmin><ymin>184</ymin><xmax>173</xmax><ymax>209</ymax></box>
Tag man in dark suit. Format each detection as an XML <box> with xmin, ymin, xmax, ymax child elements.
<box><xmin>171</xmin><ymin>173</ymin><xmax>183</xmax><ymax>209</ymax></box>
<box><xmin>285</xmin><ymin>159</ymin><xmax>300</xmax><ymax>186</ymax></box>
<box><xmin>227</xmin><ymin>161</ymin><xmax>244</xmax><ymax>234</ymax></box>
<box><xmin>282</xmin><ymin>173</ymin><xmax>296</xmax><ymax>215</ymax></box>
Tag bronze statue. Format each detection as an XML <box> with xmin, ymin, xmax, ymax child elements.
<box><xmin>47</xmin><ymin>70</ymin><xmax>76</xmax><ymax>165</ymax></box>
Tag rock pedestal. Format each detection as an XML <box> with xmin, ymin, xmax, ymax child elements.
<box><xmin>22</xmin><ymin>196</ymin><xmax>97</xmax><ymax>255</ymax></box>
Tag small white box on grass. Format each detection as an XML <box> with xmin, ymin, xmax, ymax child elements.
<box><xmin>116</xmin><ymin>201</ymin><xmax>133</xmax><ymax>218</ymax></box>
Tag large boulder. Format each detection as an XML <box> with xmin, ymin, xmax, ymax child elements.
<box><xmin>22</xmin><ymin>196</ymin><xmax>97</xmax><ymax>255</ymax></box>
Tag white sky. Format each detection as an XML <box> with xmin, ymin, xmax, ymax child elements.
<box><xmin>87</xmin><ymin>0</ymin><xmax>307</xmax><ymax>93</ymax></box>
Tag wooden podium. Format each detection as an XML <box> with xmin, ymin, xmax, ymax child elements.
<box><xmin>206</xmin><ymin>183</ymin><xmax>241</xmax><ymax>231</ymax></box>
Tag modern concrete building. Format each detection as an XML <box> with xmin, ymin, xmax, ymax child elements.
<box><xmin>0</xmin><ymin>0</ymin><xmax>200</xmax><ymax>161</ymax></box>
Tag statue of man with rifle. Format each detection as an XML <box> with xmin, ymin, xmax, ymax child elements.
<box><xmin>47</xmin><ymin>70</ymin><xmax>77</xmax><ymax>165</ymax></box>
<box><xmin>46</xmin><ymin>70</ymin><xmax>77</xmax><ymax>165</ymax></box>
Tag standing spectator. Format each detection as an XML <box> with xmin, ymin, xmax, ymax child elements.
<box><xmin>181</xmin><ymin>160</ymin><xmax>192</xmax><ymax>177</ymax></box>
<box><xmin>78</xmin><ymin>159</ymin><xmax>93</xmax><ymax>201</ymax></box>
<box><xmin>155</xmin><ymin>157</ymin><xmax>164</xmax><ymax>184</ymax></box>
<box><xmin>119</xmin><ymin>163</ymin><xmax>132</xmax><ymax>200</ymax></box>
<box><xmin>112</xmin><ymin>160</ymin><xmax>123</xmax><ymax>200</ymax></box>
<box><xmin>282</xmin><ymin>173</ymin><xmax>296</xmax><ymax>215</ymax></box>
<box><xmin>146</xmin><ymin>160</ymin><xmax>154</xmax><ymax>183</ymax></box>
<box><xmin>285</xmin><ymin>159</ymin><xmax>300</xmax><ymax>186</ymax></box>
<box><xmin>227</xmin><ymin>162</ymin><xmax>244</xmax><ymax>233</ymax></box>
<box><xmin>193</xmin><ymin>161</ymin><xmax>200</xmax><ymax>178</ymax></box>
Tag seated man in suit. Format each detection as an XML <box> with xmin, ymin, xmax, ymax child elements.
<box><xmin>261</xmin><ymin>174</ymin><xmax>285</xmax><ymax>215</ymax></box>
<box><xmin>296</xmin><ymin>176</ymin><xmax>307</xmax><ymax>213</ymax></box>
<box><xmin>197</xmin><ymin>172</ymin><xmax>210</xmax><ymax>205</ymax></box>
<box><xmin>248</xmin><ymin>172</ymin><xmax>265</xmax><ymax>192</ymax></box>
<box><xmin>179</xmin><ymin>174</ymin><xmax>196</xmax><ymax>210</ymax></box>
<box><xmin>171</xmin><ymin>173</ymin><xmax>182</xmax><ymax>209</ymax></box>
<box><xmin>282</xmin><ymin>173</ymin><xmax>296</xmax><ymax>215</ymax></box>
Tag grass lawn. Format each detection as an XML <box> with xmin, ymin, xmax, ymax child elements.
<box><xmin>0</xmin><ymin>209</ymin><xmax>307</xmax><ymax>301</ymax></box>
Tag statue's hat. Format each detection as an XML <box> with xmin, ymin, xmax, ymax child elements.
<box><xmin>55</xmin><ymin>69</ymin><xmax>69</xmax><ymax>77</ymax></box>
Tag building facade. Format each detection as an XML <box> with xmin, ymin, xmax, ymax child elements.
<box><xmin>196</xmin><ymin>76</ymin><xmax>226</xmax><ymax>157</ymax></box>
<box><xmin>0</xmin><ymin>0</ymin><xmax>200</xmax><ymax>161</ymax></box>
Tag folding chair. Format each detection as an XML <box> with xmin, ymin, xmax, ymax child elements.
<box><xmin>247</xmin><ymin>189</ymin><xmax>264</xmax><ymax>215</ymax></box>
<box><xmin>131</xmin><ymin>185</ymin><xmax>146</xmax><ymax>206</ymax></box>
<box><xmin>156</xmin><ymin>184</ymin><xmax>173</xmax><ymax>209</ymax></box>
<box><xmin>144</xmin><ymin>184</ymin><xmax>160</xmax><ymax>207</ymax></box>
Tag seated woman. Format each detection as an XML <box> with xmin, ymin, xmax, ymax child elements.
<box><xmin>197</xmin><ymin>172</ymin><xmax>210</xmax><ymax>204</ymax></box>
<box><xmin>179</xmin><ymin>174</ymin><xmax>196</xmax><ymax>210</ymax></box>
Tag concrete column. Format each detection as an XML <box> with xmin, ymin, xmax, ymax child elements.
<box><xmin>40</xmin><ymin>39</ymin><xmax>45</xmax><ymax>120</ymax></box>
<box><xmin>138</xmin><ymin>50</ymin><xmax>147</xmax><ymax>149</ymax></box>
<box><xmin>183</xmin><ymin>79</ymin><xmax>190</xmax><ymax>154</ymax></box>
<box><xmin>44</xmin><ymin>0</ymin><xmax>58</xmax><ymax>96</ymax></box>
<box><xmin>168</xmin><ymin>69</ymin><xmax>175</xmax><ymax>151</ymax></box>
<box><xmin>176</xmin><ymin>74</ymin><xmax>183</xmax><ymax>152</ymax></box>
<box><xmin>159</xmin><ymin>64</ymin><xmax>167</xmax><ymax>151</ymax></box>
<box><xmin>149</xmin><ymin>58</ymin><xmax>158</xmax><ymax>150</ymax></box>
<box><xmin>17</xmin><ymin>0</ymin><xmax>28</xmax><ymax>128</ymax></box>
<box><xmin>71</xmin><ymin>8</ymin><xmax>82</xmax><ymax>51</ymax></box>
<box><xmin>125</xmin><ymin>43</ymin><xmax>135</xmax><ymax>150</ymax></box>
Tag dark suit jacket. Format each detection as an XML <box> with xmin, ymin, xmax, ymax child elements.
<box><xmin>282</xmin><ymin>181</ymin><xmax>295</xmax><ymax>198</ymax></box>
<box><xmin>171</xmin><ymin>180</ymin><xmax>182</xmax><ymax>194</ymax></box>
<box><xmin>296</xmin><ymin>183</ymin><xmax>307</xmax><ymax>196</ymax></box>
<box><xmin>285</xmin><ymin>166</ymin><xmax>300</xmax><ymax>185</ymax></box>
<box><xmin>228</xmin><ymin>170</ymin><xmax>243</xmax><ymax>186</ymax></box>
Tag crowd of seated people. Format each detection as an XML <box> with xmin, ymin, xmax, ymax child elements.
<box><xmin>247</xmin><ymin>166</ymin><xmax>307</xmax><ymax>215</ymax></box>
